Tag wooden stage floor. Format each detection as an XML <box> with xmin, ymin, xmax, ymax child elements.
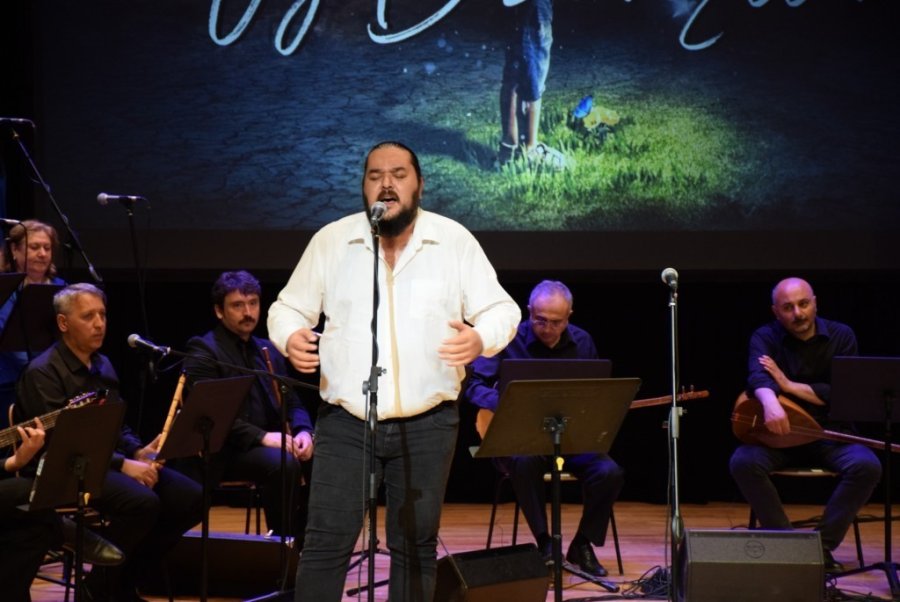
<box><xmin>31</xmin><ymin>501</ymin><xmax>900</xmax><ymax>601</ymax></box>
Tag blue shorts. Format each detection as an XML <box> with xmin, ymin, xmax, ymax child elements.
<box><xmin>502</xmin><ymin>0</ymin><xmax>553</xmax><ymax>103</ymax></box>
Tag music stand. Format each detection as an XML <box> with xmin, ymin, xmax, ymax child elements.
<box><xmin>828</xmin><ymin>356</ymin><xmax>900</xmax><ymax>596</ymax></box>
<box><xmin>476</xmin><ymin>377</ymin><xmax>641</xmax><ymax>602</ymax></box>
<box><xmin>27</xmin><ymin>402</ymin><xmax>125</xmax><ymax>602</ymax></box>
<box><xmin>0</xmin><ymin>272</ymin><xmax>25</xmax><ymax>306</ymax></box>
<box><xmin>0</xmin><ymin>282</ymin><xmax>63</xmax><ymax>353</ymax></box>
<box><xmin>497</xmin><ymin>359</ymin><xmax>613</xmax><ymax>393</ymax></box>
<box><xmin>155</xmin><ymin>375</ymin><xmax>254</xmax><ymax>602</ymax></box>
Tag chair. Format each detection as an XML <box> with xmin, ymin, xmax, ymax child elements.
<box><xmin>747</xmin><ymin>467</ymin><xmax>864</xmax><ymax>567</ymax></box>
<box><xmin>486</xmin><ymin>470</ymin><xmax>624</xmax><ymax>575</ymax></box>
<box><xmin>216</xmin><ymin>480</ymin><xmax>263</xmax><ymax>535</ymax></box>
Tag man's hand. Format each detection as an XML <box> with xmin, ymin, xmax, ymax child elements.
<box><xmin>122</xmin><ymin>458</ymin><xmax>159</xmax><ymax>488</ymax></box>
<box><xmin>261</xmin><ymin>431</ymin><xmax>298</xmax><ymax>456</ymax></box>
<box><xmin>437</xmin><ymin>321</ymin><xmax>483</xmax><ymax>367</ymax></box>
<box><xmin>758</xmin><ymin>355</ymin><xmax>824</xmax><ymax>406</ymax></box>
<box><xmin>134</xmin><ymin>434</ymin><xmax>161</xmax><ymax>464</ymax></box>
<box><xmin>293</xmin><ymin>431</ymin><xmax>314</xmax><ymax>461</ymax></box>
<box><xmin>4</xmin><ymin>417</ymin><xmax>46</xmax><ymax>473</ymax></box>
<box><xmin>756</xmin><ymin>388</ymin><xmax>791</xmax><ymax>435</ymax></box>
<box><xmin>758</xmin><ymin>355</ymin><xmax>791</xmax><ymax>390</ymax></box>
<box><xmin>286</xmin><ymin>329</ymin><xmax>320</xmax><ymax>373</ymax></box>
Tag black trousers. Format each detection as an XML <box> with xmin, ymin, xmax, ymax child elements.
<box><xmin>0</xmin><ymin>477</ymin><xmax>60</xmax><ymax>602</ymax></box>
<box><xmin>85</xmin><ymin>467</ymin><xmax>203</xmax><ymax>596</ymax></box>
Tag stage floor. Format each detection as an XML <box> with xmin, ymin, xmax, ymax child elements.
<box><xmin>31</xmin><ymin>501</ymin><xmax>900</xmax><ymax>601</ymax></box>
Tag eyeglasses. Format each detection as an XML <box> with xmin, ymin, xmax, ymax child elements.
<box><xmin>531</xmin><ymin>315</ymin><xmax>567</xmax><ymax>329</ymax></box>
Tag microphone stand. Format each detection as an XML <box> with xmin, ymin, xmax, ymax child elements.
<box><xmin>665</xmin><ymin>280</ymin><xmax>683</xmax><ymax>602</ymax></box>
<box><xmin>115</xmin><ymin>199</ymin><xmax>154</xmax><ymax>433</ymax></box>
<box><xmin>361</xmin><ymin>217</ymin><xmax>385</xmax><ymax>602</ymax></box>
<box><xmin>147</xmin><ymin>345</ymin><xmax>318</xmax><ymax>602</ymax></box>
<box><xmin>4</xmin><ymin>125</ymin><xmax>102</xmax><ymax>282</ymax></box>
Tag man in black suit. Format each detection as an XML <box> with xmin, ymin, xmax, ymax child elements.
<box><xmin>179</xmin><ymin>271</ymin><xmax>314</xmax><ymax>543</ymax></box>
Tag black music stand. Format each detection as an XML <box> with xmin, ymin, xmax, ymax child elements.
<box><xmin>0</xmin><ymin>272</ymin><xmax>25</xmax><ymax>306</ymax></box>
<box><xmin>155</xmin><ymin>375</ymin><xmax>253</xmax><ymax>602</ymax></box>
<box><xmin>27</xmin><ymin>402</ymin><xmax>125</xmax><ymax>602</ymax></box>
<box><xmin>476</xmin><ymin>377</ymin><xmax>641</xmax><ymax>602</ymax></box>
<box><xmin>828</xmin><ymin>356</ymin><xmax>900</xmax><ymax>596</ymax></box>
<box><xmin>0</xmin><ymin>282</ymin><xmax>63</xmax><ymax>353</ymax></box>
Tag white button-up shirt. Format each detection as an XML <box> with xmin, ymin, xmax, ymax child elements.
<box><xmin>268</xmin><ymin>209</ymin><xmax>520</xmax><ymax>420</ymax></box>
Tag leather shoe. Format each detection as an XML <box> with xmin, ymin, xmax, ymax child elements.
<box><xmin>538</xmin><ymin>537</ymin><xmax>553</xmax><ymax>564</ymax></box>
<box><xmin>565</xmin><ymin>542</ymin><xmax>608</xmax><ymax>578</ymax></box>
<box><xmin>823</xmin><ymin>549</ymin><xmax>844</xmax><ymax>573</ymax></box>
<box><xmin>61</xmin><ymin>517</ymin><xmax>125</xmax><ymax>566</ymax></box>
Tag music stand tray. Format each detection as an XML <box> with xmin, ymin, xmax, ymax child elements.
<box><xmin>829</xmin><ymin>356</ymin><xmax>900</xmax><ymax>423</ymax></box>
<box><xmin>497</xmin><ymin>358</ymin><xmax>613</xmax><ymax>394</ymax></box>
<box><xmin>475</xmin><ymin>378</ymin><xmax>641</xmax><ymax>459</ymax></box>
<box><xmin>0</xmin><ymin>282</ymin><xmax>64</xmax><ymax>353</ymax></box>
<box><xmin>27</xmin><ymin>402</ymin><xmax>125</xmax><ymax>511</ymax></box>
<box><xmin>155</xmin><ymin>375</ymin><xmax>254</xmax><ymax>463</ymax></box>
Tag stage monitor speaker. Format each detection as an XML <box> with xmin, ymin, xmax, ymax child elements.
<box><xmin>680</xmin><ymin>529</ymin><xmax>824</xmax><ymax>602</ymax></box>
<box><xmin>146</xmin><ymin>531</ymin><xmax>298</xmax><ymax>598</ymax></box>
<box><xmin>434</xmin><ymin>543</ymin><xmax>549</xmax><ymax>602</ymax></box>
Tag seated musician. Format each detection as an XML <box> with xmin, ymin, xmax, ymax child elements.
<box><xmin>176</xmin><ymin>271</ymin><xmax>314</xmax><ymax>545</ymax></box>
<box><xmin>15</xmin><ymin>283</ymin><xmax>202</xmax><ymax>602</ymax></box>
<box><xmin>0</xmin><ymin>219</ymin><xmax>66</xmax><ymax>421</ymax></box>
<box><xmin>465</xmin><ymin>280</ymin><xmax>623</xmax><ymax>578</ymax></box>
<box><xmin>729</xmin><ymin>277</ymin><xmax>881</xmax><ymax>573</ymax></box>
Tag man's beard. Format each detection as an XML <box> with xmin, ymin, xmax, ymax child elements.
<box><xmin>363</xmin><ymin>189</ymin><xmax>421</xmax><ymax>238</ymax></box>
<box><xmin>378</xmin><ymin>202</ymin><xmax>418</xmax><ymax>237</ymax></box>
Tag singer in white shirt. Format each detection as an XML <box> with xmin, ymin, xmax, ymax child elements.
<box><xmin>268</xmin><ymin>141</ymin><xmax>519</xmax><ymax>602</ymax></box>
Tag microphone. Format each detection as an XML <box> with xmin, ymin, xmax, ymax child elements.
<box><xmin>661</xmin><ymin>267</ymin><xmax>679</xmax><ymax>291</ymax></box>
<box><xmin>127</xmin><ymin>334</ymin><xmax>170</xmax><ymax>356</ymax></box>
<box><xmin>97</xmin><ymin>192</ymin><xmax>147</xmax><ymax>206</ymax></box>
<box><xmin>369</xmin><ymin>201</ymin><xmax>387</xmax><ymax>224</ymax></box>
<box><xmin>0</xmin><ymin>218</ymin><xmax>22</xmax><ymax>227</ymax></box>
<box><xmin>0</xmin><ymin>117</ymin><xmax>36</xmax><ymax>128</ymax></box>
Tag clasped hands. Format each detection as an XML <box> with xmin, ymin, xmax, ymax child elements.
<box><xmin>261</xmin><ymin>430</ymin><xmax>314</xmax><ymax>461</ymax></box>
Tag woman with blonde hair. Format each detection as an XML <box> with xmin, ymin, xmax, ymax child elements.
<box><xmin>0</xmin><ymin>219</ymin><xmax>65</xmax><ymax>416</ymax></box>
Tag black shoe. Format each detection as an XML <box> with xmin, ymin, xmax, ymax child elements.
<box><xmin>823</xmin><ymin>549</ymin><xmax>844</xmax><ymax>573</ymax></box>
<box><xmin>537</xmin><ymin>536</ymin><xmax>553</xmax><ymax>564</ymax></box>
<box><xmin>565</xmin><ymin>542</ymin><xmax>608</xmax><ymax>578</ymax></box>
<box><xmin>61</xmin><ymin>517</ymin><xmax>125</xmax><ymax>566</ymax></box>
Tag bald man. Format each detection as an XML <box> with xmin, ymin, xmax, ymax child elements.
<box><xmin>729</xmin><ymin>277</ymin><xmax>881</xmax><ymax>573</ymax></box>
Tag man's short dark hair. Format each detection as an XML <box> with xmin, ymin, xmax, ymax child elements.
<box><xmin>365</xmin><ymin>141</ymin><xmax>422</xmax><ymax>180</ymax></box>
<box><xmin>212</xmin><ymin>270</ymin><xmax>261</xmax><ymax>307</ymax></box>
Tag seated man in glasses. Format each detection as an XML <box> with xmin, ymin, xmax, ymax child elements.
<box><xmin>465</xmin><ymin>280</ymin><xmax>623</xmax><ymax>578</ymax></box>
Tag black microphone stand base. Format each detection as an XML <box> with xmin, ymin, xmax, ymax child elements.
<box><xmin>344</xmin><ymin>545</ymin><xmax>392</xmax><ymax>596</ymax></box>
<box><xmin>559</xmin><ymin>561</ymin><xmax>619</xmax><ymax>594</ymax></box>
<box><xmin>835</xmin><ymin>562</ymin><xmax>900</xmax><ymax>598</ymax></box>
<box><xmin>245</xmin><ymin>589</ymin><xmax>295</xmax><ymax>602</ymax></box>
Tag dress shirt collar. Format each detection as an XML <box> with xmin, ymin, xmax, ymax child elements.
<box><xmin>775</xmin><ymin>316</ymin><xmax>833</xmax><ymax>345</ymax></box>
<box><xmin>346</xmin><ymin>209</ymin><xmax>439</xmax><ymax>250</ymax></box>
<box><xmin>54</xmin><ymin>339</ymin><xmax>97</xmax><ymax>374</ymax></box>
<box><xmin>523</xmin><ymin>321</ymin><xmax>575</xmax><ymax>352</ymax></box>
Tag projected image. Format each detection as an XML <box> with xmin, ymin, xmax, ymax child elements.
<box><xmin>28</xmin><ymin>1</ymin><xmax>899</xmax><ymax>234</ymax></box>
